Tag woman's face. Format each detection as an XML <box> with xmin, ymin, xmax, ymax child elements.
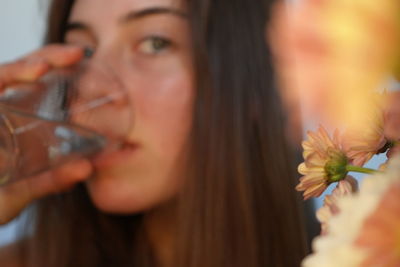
<box><xmin>66</xmin><ymin>0</ymin><xmax>193</xmax><ymax>213</ymax></box>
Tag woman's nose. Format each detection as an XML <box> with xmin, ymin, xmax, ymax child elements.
<box><xmin>74</xmin><ymin>57</ymin><xmax>128</xmax><ymax>107</ymax></box>
<box><xmin>68</xmin><ymin>56</ymin><xmax>133</xmax><ymax>139</ymax></box>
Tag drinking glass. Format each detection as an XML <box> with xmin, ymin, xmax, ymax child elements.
<box><xmin>0</xmin><ymin>56</ymin><xmax>133</xmax><ymax>185</ymax></box>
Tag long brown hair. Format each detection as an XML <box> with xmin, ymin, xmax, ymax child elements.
<box><xmin>19</xmin><ymin>0</ymin><xmax>307</xmax><ymax>266</ymax></box>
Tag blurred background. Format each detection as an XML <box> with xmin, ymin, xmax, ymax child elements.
<box><xmin>0</xmin><ymin>0</ymin><xmax>48</xmax><ymax>246</ymax></box>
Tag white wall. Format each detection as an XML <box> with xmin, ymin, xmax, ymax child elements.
<box><xmin>0</xmin><ymin>0</ymin><xmax>48</xmax><ymax>246</ymax></box>
<box><xmin>0</xmin><ymin>0</ymin><xmax>47</xmax><ymax>62</ymax></box>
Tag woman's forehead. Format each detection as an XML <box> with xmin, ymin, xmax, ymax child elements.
<box><xmin>69</xmin><ymin>0</ymin><xmax>185</xmax><ymax>22</ymax></box>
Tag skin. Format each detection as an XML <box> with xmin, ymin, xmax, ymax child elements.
<box><xmin>66</xmin><ymin>0</ymin><xmax>194</xmax><ymax>214</ymax></box>
<box><xmin>0</xmin><ymin>0</ymin><xmax>194</xmax><ymax>266</ymax></box>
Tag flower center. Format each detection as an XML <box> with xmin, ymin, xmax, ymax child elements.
<box><xmin>324</xmin><ymin>149</ymin><xmax>348</xmax><ymax>183</ymax></box>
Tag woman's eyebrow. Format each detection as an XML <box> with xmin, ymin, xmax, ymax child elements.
<box><xmin>64</xmin><ymin>7</ymin><xmax>187</xmax><ymax>35</ymax></box>
<box><xmin>119</xmin><ymin>7</ymin><xmax>188</xmax><ymax>24</ymax></box>
<box><xmin>65</xmin><ymin>22</ymin><xmax>89</xmax><ymax>33</ymax></box>
<box><xmin>64</xmin><ymin>22</ymin><xmax>97</xmax><ymax>43</ymax></box>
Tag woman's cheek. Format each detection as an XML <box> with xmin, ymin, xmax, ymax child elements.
<box><xmin>131</xmin><ymin>61</ymin><xmax>194</xmax><ymax>149</ymax></box>
<box><xmin>85</xmin><ymin>53</ymin><xmax>194</xmax><ymax>213</ymax></box>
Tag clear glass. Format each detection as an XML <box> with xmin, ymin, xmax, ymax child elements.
<box><xmin>0</xmin><ymin>59</ymin><xmax>133</xmax><ymax>185</ymax></box>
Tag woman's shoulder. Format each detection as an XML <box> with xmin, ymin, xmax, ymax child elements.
<box><xmin>0</xmin><ymin>241</ymin><xmax>24</xmax><ymax>267</ymax></box>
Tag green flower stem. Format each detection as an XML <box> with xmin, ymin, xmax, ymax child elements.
<box><xmin>346</xmin><ymin>165</ymin><xmax>377</xmax><ymax>174</ymax></box>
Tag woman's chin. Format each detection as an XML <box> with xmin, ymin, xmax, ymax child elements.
<box><xmin>84</xmin><ymin>173</ymin><xmax>175</xmax><ymax>214</ymax></box>
<box><xmin>84</xmin><ymin>162</ymin><xmax>183</xmax><ymax>214</ymax></box>
<box><xmin>85</xmin><ymin>175</ymin><xmax>151</xmax><ymax>214</ymax></box>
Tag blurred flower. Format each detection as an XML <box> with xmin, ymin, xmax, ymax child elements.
<box><xmin>387</xmin><ymin>145</ymin><xmax>400</xmax><ymax>159</ymax></box>
<box><xmin>269</xmin><ymin>0</ymin><xmax>400</xmax><ymax>131</ymax></box>
<box><xmin>379</xmin><ymin>162</ymin><xmax>388</xmax><ymax>172</ymax></box>
<box><xmin>316</xmin><ymin>176</ymin><xmax>358</xmax><ymax>235</ymax></box>
<box><xmin>302</xmin><ymin>156</ymin><xmax>400</xmax><ymax>267</ymax></box>
<box><xmin>395</xmin><ymin>66</ymin><xmax>400</xmax><ymax>81</ymax></box>
<box><xmin>296</xmin><ymin>126</ymin><xmax>348</xmax><ymax>200</ymax></box>
<box><xmin>378</xmin><ymin>141</ymin><xmax>400</xmax><ymax>171</ymax></box>
<box><xmin>342</xmin><ymin>95</ymin><xmax>386</xmax><ymax>166</ymax></box>
<box><xmin>343</xmin><ymin>92</ymin><xmax>400</xmax><ymax>166</ymax></box>
<box><xmin>354</xmin><ymin>181</ymin><xmax>400</xmax><ymax>266</ymax></box>
<box><xmin>384</xmin><ymin>91</ymin><xmax>400</xmax><ymax>160</ymax></box>
<box><xmin>384</xmin><ymin>91</ymin><xmax>400</xmax><ymax>142</ymax></box>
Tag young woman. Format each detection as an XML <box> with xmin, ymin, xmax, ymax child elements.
<box><xmin>0</xmin><ymin>0</ymin><xmax>307</xmax><ymax>266</ymax></box>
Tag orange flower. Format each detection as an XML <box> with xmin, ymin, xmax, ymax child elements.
<box><xmin>384</xmin><ymin>91</ymin><xmax>400</xmax><ymax>142</ymax></box>
<box><xmin>296</xmin><ymin>126</ymin><xmax>348</xmax><ymax>200</ymax></box>
<box><xmin>342</xmin><ymin>98</ymin><xmax>386</xmax><ymax>166</ymax></box>
<box><xmin>388</xmin><ymin>145</ymin><xmax>400</xmax><ymax>159</ymax></box>
<box><xmin>384</xmin><ymin>91</ymin><xmax>400</xmax><ymax>160</ymax></box>
<box><xmin>354</xmin><ymin>181</ymin><xmax>400</xmax><ymax>266</ymax></box>
<box><xmin>316</xmin><ymin>176</ymin><xmax>358</xmax><ymax>235</ymax></box>
<box><xmin>270</xmin><ymin>0</ymin><xmax>400</xmax><ymax>131</ymax></box>
<box><xmin>302</xmin><ymin>156</ymin><xmax>400</xmax><ymax>267</ymax></box>
<box><xmin>343</xmin><ymin>92</ymin><xmax>400</xmax><ymax>166</ymax></box>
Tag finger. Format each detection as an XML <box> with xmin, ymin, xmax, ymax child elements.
<box><xmin>29</xmin><ymin>159</ymin><xmax>93</xmax><ymax>199</ymax></box>
<box><xmin>0</xmin><ymin>45</ymin><xmax>83</xmax><ymax>90</ymax></box>
<box><xmin>0</xmin><ymin>59</ymin><xmax>50</xmax><ymax>90</ymax></box>
<box><xmin>25</xmin><ymin>44</ymin><xmax>84</xmax><ymax>68</ymax></box>
<box><xmin>0</xmin><ymin>159</ymin><xmax>92</xmax><ymax>224</ymax></box>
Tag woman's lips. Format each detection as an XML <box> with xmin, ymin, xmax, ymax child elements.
<box><xmin>92</xmin><ymin>142</ymin><xmax>139</xmax><ymax>169</ymax></box>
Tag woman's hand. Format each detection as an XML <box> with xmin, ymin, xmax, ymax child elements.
<box><xmin>0</xmin><ymin>45</ymin><xmax>93</xmax><ymax>225</ymax></box>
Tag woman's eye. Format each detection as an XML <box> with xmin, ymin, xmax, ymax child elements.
<box><xmin>137</xmin><ymin>36</ymin><xmax>172</xmax><ymax>55</ymax></box>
